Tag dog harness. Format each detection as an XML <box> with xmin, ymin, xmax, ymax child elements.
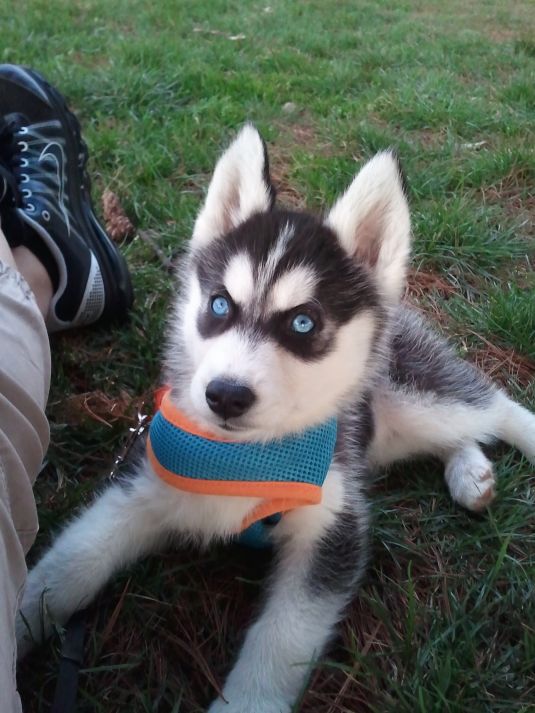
<box><xmin>147</xmin><ymin>388</ymin><xmax>338</xmax><ymax>548</ymax></box>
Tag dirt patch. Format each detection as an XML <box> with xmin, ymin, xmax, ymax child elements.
<box><xmin>69</xmin><ymin>52</ymin><xmax>111</xmax><ymax>69</ymax></box>
<box><xmin>60</xmin><ymin>389</ymin><xmax>153</xmax><ymax>427</ymax></box>
<box><xmin>269</xmin><ymin>121</ymin><xmax>318</xmax><ymax>208</ymax></box>
<box><xmin>487</xmin><ymin>29</ymin><xmax>517</xmax><ymax>42</ymax></box>
<box><xmin>269</xmin><ymin>161</ymin><xmax>306</xmax><ymax>209</ymax></box>
<box><xmin>468</xmin><ymin>339</ymin><xmax>535</xmax><ymax>387</ymax></box>
<box><xmin>405</xmin><ymin>267</ymin><xmax>457</xmax><ymax>300</ymax></box>
<box><xmin>481</xmin><ymin>168</ymin><xmax>535</xmax><ymax>234</ymax></box>
<box><xmin>405</xmin><ymin>126</ymin><xmax>448</xmax><ymax>150</ymax></box>
<box><xmin>403</xmin><ymin>269</ymin><xmax>457</xmax><ymax>330</ymax></box>
<box><xmin>418</xmin><ymin>127</ymin><xmax>444</xmax><ymax>148</ymax></box>
<box><xmin>482</xmin><ymin>165</ymin><xmax>533</xmax><ymax>198</ymax></box>
<box><xmin>287</xmin><ymin>122</ymin><xmax>317</xmax><ymax>148</ymax></box>
<box><xmin>179</xmin><ymin>172</ymin><xmax>210</xmax><ymax>197</ymax></box>
<box><xmin>409</xmin><ymin>2</ymin><xmax>528</xmax><ymax>44</ymax></box>
<box><xmin>406</xmin><ymin>269</ymin><xmax>535</xmax><ymax>387</ymax></box>
<box><xmin>269</xmin><ymin>117</ymin><xmax>336</xmax><ymax>208</ymax></box>
<box><xmin>272</xmin><ymin>115</ymin><xmax>323</xmax><ymax>151</ymax></box>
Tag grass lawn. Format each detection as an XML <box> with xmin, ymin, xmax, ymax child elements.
<box><xmin>6</xmin><ymin>0</ymin><xmax>535</xmax><ymax>711</ymax></box>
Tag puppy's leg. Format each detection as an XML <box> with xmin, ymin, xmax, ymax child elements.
<box><xmin>17</xmin><ymin>460</ymin><xmax>177</xmax><ymax>657</ymax></box>
<box><xmin>378</xmin><ymin>307</ymin><xmax>535</xmax><ymax>485</ymax></box>
<box><xmin>371</xmin><ymin>386</ymin><xmax>535</xmax><ymax>508</ymax></box>
<box><xmin>370</xmin><ymin>388</ymin><xmax>497</xmax><ymax>464</ymax></box>
<box><xmin>208</xmin><ymin>468</ymin><xmax>369</xmax><ymax>713</ymax></box>
<box><xmin>494</xmin><ymin>391</ymin><xmax>535</xmax><ymax>463</ymax></box>
<box><xmin>444</xmin><ymin>443</ymin><xmax>495</xmax><ymax>511</ymax></box>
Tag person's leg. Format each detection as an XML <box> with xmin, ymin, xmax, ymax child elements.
<box><xmin>0</xmin><ymin>225</ymin><xmax>17</xmax><ymax>267</ymax></box>
<box><xmin>0</xmin><ymin>63</ymin><xmax>134</xmax><ymax>711</ymax></box>
<box><xmin>0</xmin><ymin>232</ymin><xmax>54</xmax><ymax>313</ymax></box>
<box><xmin>0</xmin><ymin>226</ymin><xmax>51</xmax><ymax>713</ymax></box>
<box><xmin>11</xmin><ymin>246</ymin><xmax>53</xmax><ymax>318</ymax></box>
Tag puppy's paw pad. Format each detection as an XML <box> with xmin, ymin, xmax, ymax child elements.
<box><xmin>445</xmin><ymin>452</ymin><xmax>496</xmax><ymax>512</ymax></box>
<box><xmin>465</xmin><ymin>469</ymin><xmax>496</xmax><ymax>511</ymax></box>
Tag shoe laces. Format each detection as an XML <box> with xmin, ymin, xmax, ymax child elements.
<box><xmin>0</xmin><ymin>113</ymin><xmax>66</xmax><ymax>219</ymax></box>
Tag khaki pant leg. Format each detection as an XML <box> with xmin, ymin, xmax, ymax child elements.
<box><xmin>0</xmin><ymin>261</ymin><xmax>50</xmax><ymax>713</ymax></box>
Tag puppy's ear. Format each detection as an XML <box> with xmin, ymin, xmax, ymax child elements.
<box><xmin>191</xmin><ymin>124</ymin><xmax>275</xmax><ymax>247</ymax></box>
<box><xmin>326</xmin><ymin>151</ymin><xmax>410</xmax><ymax>303</ymax></box>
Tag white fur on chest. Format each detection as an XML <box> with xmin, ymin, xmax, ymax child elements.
<box><xmin>140</xmin><ymin>454</ymin><xmax>347</xmax><ymax>546</ymax></box>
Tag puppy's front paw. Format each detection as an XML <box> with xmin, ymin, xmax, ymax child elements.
<box><xmin>445</xmin><ymin>445</ymin><xmax>496</xmax><ymax>512</ymax></box>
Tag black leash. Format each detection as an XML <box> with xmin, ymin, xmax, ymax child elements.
<box><xmin>50</xmin><ymin>410</ymin><xmax>150</xmax><ymax>712</ymax></box>
<box><xmin>50</xmin><ymin>609</ymin><xmax>87</xmax><ymax>713</ymax></box>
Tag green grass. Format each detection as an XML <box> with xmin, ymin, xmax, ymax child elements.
<box><xmin>6</xmin><ymin>0</ymin><xmax>534</xmax><ymax>711</ymax></box>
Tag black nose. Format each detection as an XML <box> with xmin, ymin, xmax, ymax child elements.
<box><xmin>205</xmin><ymin>379</ymin><xmax>256</xmax><ymax>419</ymax></box>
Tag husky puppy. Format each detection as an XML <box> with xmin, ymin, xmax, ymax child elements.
<box><xmin>17</xmin><ymin>125</ymin><xmax>535</xmax><ymax>713</ymax></box>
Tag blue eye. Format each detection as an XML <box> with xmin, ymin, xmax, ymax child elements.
<box><xmin>291</xmin><ymin>313</ymin><xmax>315</xmax><ymax>334</ymax></box>
<box><xmin>211</xmin><ymin>295</ymin><xmax>230</xmax><ymax>317</ymax></box>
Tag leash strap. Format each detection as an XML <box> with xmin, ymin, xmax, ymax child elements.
<box><xmin>50</xmin><ymin>609</ymin><xmax>88</xmax><ymax>713</ymax></box>
<box><xmin>51</xmin><ymin>410</ymin><xmax>150</xmax><ymax>711</ymax></box>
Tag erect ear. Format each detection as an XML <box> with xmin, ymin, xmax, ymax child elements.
<box><xmin>325</xmin><ymin>151</ymin><xmax>411</xmax><ymax>303</ymax></box>
<box><xmin>191</xmin><ymin>124</ymin><xmax>275</xmax><ymax>247</ymax></box>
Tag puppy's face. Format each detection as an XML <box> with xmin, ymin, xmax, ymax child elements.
<box><xmin>167</xmin><ymin>126</ymin><xmax>410</xmax><ymax>441</ymax></box>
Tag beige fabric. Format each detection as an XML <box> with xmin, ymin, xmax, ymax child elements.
<box><xmin>0</xmin><ymin>260</ymin><xmax>50</xmax><ymax>713</ymax></box>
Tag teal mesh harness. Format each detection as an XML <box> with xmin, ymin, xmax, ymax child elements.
<box><xmin>148</xmin><ymin>393</ymin><xmax>338</xmax><ymax>548</ymax></box>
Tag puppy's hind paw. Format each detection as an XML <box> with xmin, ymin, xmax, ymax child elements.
<box><xmin>445</xmin><ymin>445</ymin><xmax>496</xmax><ymax>512</ymax></box>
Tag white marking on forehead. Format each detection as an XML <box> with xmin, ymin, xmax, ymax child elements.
<box><xmin>224</xmin><ymin>253</ymin><xmax>254</xmax><ymax>304</ymax></box>
<box><xmin>265</xmin><ymin>222</ymin><xmax>294</xmax><ymax>275</ymax></box>
<box><xmin>267</xmin><ymin>265</ymin><xmax>317</xmax><ymax>313</ymax></box>
<box><xmin>257</xmin><ymin>222</ymin><xmax>295</xmax><ymax>297</ymax></box>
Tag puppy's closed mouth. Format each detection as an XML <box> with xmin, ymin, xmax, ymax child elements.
<box><xmin>219</xmin><ymin>421</ymin><xmax>254</xmax><ymax>434</ymax></box>
<box><xmin>220</xmin><ymin>421</ymin><xmax>240</xmax><ymax>431</ymax></box>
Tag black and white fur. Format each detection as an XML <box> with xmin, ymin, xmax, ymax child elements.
<box><xmin>17</xmin><ymin>125</ymin><xmax>535</xmax><ymax>712</ymax></box>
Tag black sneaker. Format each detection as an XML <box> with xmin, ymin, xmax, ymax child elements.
<box><xmin>0</xmin><ymin>65</ymin><xmax>133</xmax><ymax>332</ymax></box>
<box><xmin>0</xmin><ymin>120</ymin><xmax>20</xmax><ymax>210</ymax></box>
